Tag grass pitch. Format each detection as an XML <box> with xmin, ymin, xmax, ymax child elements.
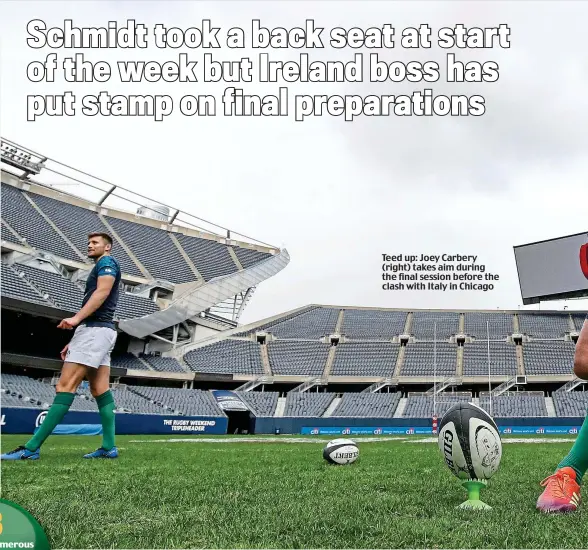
<box><xmin>1</xmin><ymin>434</ymin><xmax>587</xmax><ymax>549</ymax></box>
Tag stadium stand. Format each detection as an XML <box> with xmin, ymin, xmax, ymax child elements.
<box><xmin>234</xmin><ymin>306</ymin><xmax>316</xmax><ymax>336</ymax></box>
<box><xmin>263</xmin><ymin>307</ymin><xmax>339</xmax><ymax>339</ymax></box>
<box><xmin>25</xmin><ymin>191</ymin><xmax>143</xmax><ymax>277</ymax></box>
<box><xmin>267</xmin><ymin>341</ymin><xmax>330</xmax><ymax>376</ymax></box>
<box><xmin>175</xmin><ymin>233</ymin><xmax>238</xmax><ymax>282</ymax></box>
<box><xmin>479</xmin><ymin>391</ymin><xmax>548</xmax><ymax>417</ymax></box>
<box><xmin>231</xmin><ymin>246</ymin><xmax>272</xmax><ymax>269</ymax></box>
<box><xmin>283</xmin><ymin>392</ymin><xmax>334</xmax><ymax>417</ymax></box>
<box><xmin>15</xmin><ymin>263</ymin><xmax>83</xmax><ymax>312</ymax></box>
<box><xmin>402</xmin><ymin>392</ymin><xmax>472</xmax><ymax>418</ymax></box>
<box><xmin>464</xmin><ymin>312</ymin><xmax>513</xmax><ymax>339</ymax></box>
<box><xmin>236</xmin><ymin>391</ymin><xmax>279</xmax><ymax>416</ymax></box>
<box><xmin>401</xmin><ymin>342</ymin><xmax>457</xmax><ymax>376</ymax></box>
<box><xmin>553</xmin><ymin>391</ymin><xmax>588</xmax><ymax>417</ymax></box>
<box><xmin>522</xmin><ymin>340</ymin><xmax>576</xmax><ymax>375</ymax></box>
<box><xmin>340</xmin><ymin>309</ymin><xmax>407</xmax><ymax>340</ymax></box>
<box><xmin>331</xmin><ymin>392</ymin><xmax>401</xmax><ymax>417</ymax></box>
<box><xmin>111</xmin><ymin>353</ymin><xmax>149</xmax><ymax>370</ymax></box>
<box><xmin>1</xmin><ymin>222</ymin><xmax>21</xmax><ymax>245</ymax></box>
<box><xmin>573</xmin><ymin>313</ymin><xmax>587</xmax><ymax>332</ymax></box>
<box><xmin>1</xmin><ymin>263</ymin><xmax>50</xmax><ymax>306</ymax></box>
<box><xmin>463</xmin><ymin>341</ymin><xmax>518</xmax><ymax>376</ymax></box>
<box><xmin>1</xmin><ymin>183</ymin><xmax>80</xmax><ymax>262</ymax></box>
<box><xmin>518</xmin><ymin>313</ymin><xmax>571</xmax><ymax>338</ymax></box>
<box><xmin>330</xmin><ymin>342</ymin><xmax>400</xmax><ymax>377</ymax></box>
<box><xmin>139</xmin><ymin>354</ymin><xmax>186</xmax><ymax>373</ymax></box>
<box><xmin>10</xmin><ymin>262</ymin><xmax>159</xmax><ymax>320</ymax></box>
<box><xmin>109</xmin><ymin>387</ymin><xmax>165</xmax><ymax>414</ymax></box>
<box><xmin>1</xmin><ymin>373</ymin><xmax>96</xmax><ymax>411</ymax></box>
<box><xmin>104</xmin><ymin>216</ymin><xmax>195</xmax><ymax>284</ymax></box>
<box><xmin>184</xmin><ymin>339</ymin><xmax>264</xmax><ymax>374</ymax></box>
<box><xmin>130</xmin><ymin>386</ymin><xmax>223</xmax><ymax>416</ymax></box>
<box><xmin>410</xmin><ymin>311</ymin><xmax>460</xmax><ymax>340</ymax></box>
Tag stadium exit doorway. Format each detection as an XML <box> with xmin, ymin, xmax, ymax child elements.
<box><xmin>225</xmin><ymin>409</ymin><xmax>253</xmax><ymax>434</ymax></box>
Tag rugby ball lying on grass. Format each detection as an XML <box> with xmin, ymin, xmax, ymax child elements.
<box><xmin>323</xmin><ymin>438</ymin><xmax>359</xmax><ymax>465</ymax></box>
<box><xmin>438</xmin><ymin>402</ymin><xmax>502</xmax><ymax>481</ymax></box>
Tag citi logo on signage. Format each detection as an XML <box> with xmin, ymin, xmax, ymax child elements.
<box><xmin>580</xmin><ymin>243</ymin><xmax>588</xmax><ymax>279</ymax></box>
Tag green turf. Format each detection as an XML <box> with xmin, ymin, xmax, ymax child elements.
<box><xmin>1</xmin><ymin>435</ymin><xmax>587</xmax><ymax>548</ymax></box>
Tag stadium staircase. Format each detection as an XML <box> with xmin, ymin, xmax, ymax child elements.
<box><xmin>274</xmin><ymin>397</ymin><xmax>286</xmax><ymax>417</ymax></box>
<box><xmin>492</xmin><ymin>375</ymin><xmax>527</xmax><ymax>396</ymax></box>
<box><xmin>260</xmin><ymin>344</ymin><xmax>273</xmax><ymax>375</ymax></box>
<box><xmin>167</xmin><ymin>233</ymin><xmax>204</xmax><ymax>280</ymax></box>
<box><xmin>556</xmin><ymin>376</ymin><xmax>586</xmax><ymax>392</ymax></box>
<box><xmin>425</xmin><ymin>377</ymin><xmax>461</xmax><ymax>395</ymax></box>
<box><xmin>8</xmin><ymin>264</ymin><xmax>59</xmax><ymax>307</ymax></box>
<box><xmin>118</xmin><ymin>249</ymin><xmax>290</xmax><ymax>338</ymax></box>
<box><xmin>291</xmin><ymin>377</ymin><xmax>327</xmax><ymax>392</ymax></box>
<box><xmin>361</xmin><ymin>378</ymin><xmax>397</xmax><ymax>393</ymax></box>
<box><xmin>321</xmin><ymin>345</ymin><xmax>338</xmax><ymax>378</ymax></box>
<box><xmin>393</xmin><ymin>398</ymin><xmax>407</xmax><ymax>418</ymax></box>
<box><xmin>323</xmin><ymin>397</ymin><xmax>341</xmax><ymax>417</ymax></box>
<box><xmin>545</xmin><ymin>397</ymin><xmax>557</xmax><ymax>417</ymax></box>
<box><xmin>236</xmin><ymin>376</ymin><xmax>274</xmax><ymax>391</ymax></box>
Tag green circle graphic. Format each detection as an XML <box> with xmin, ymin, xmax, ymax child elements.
<box><xmin>0</xmin><ymin>500</ymin><xmax>50</xmax><ymax>550</ymax></box>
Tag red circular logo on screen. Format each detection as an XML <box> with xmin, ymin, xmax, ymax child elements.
<box><xmin>581</xmin><ymin>243</ymin><xmax>588</xmax><ymax>279</ymax></box>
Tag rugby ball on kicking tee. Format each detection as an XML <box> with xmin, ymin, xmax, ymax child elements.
<box><xmin>323</xmin><ymin>438</ymin><xmax>359</xmax><ymax>465</ymax></box>
<box><xmin>438</xmin><ymin>403</ymin><xmax>502</xmax><ymax>481</ymax></box>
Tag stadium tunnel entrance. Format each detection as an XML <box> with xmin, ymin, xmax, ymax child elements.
<box><xmin>225</xmin><ymin>409</ymin><xmax>255</xmax><ymax>434</ymax></box>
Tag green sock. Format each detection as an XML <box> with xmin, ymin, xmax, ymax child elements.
<box><xmin>25</xmin><ymin>392</ymin><xmax>75</xmax><ymax>451</ymax></box>
<box><xmin>558</xmin><ymin>413</ymin><xmax>588</xmax><ymax>484</ymax></box>
<box><xmin>96</xmin><ymin>390</ymin><xmax>116</xmax><ymax>451</ymax></box>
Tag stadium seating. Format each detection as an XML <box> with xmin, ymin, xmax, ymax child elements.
<box><xmin>553</xmin><ymin>391</ymin><xmax>588</xmax><ymax>417</ymax></box>
<box><xmin>105</xmin><ymin>216</ymin><xmax>195</xmax><ymax>284</ymax></box>
<box><xmin>140</xmin><ymin>354</ymin><xmax>186</xmax><ymax>373</ymax></box>
<box><xmin>109</xmin><ymin>386</ymin><xmax>166</xmax><ymax>414</ymax></box>
<box><xmin>464</xmin><ymin>312</ymin><xmax>513</xmax><ymax>339</ymax></box>
<box><xmin>15</xmin><ymin>263</ymin><xmax>83</xmax><ymax>312</ymax></box>
<box><xmin>410</xmin><ymin>311</ymin><xmax>460</xmax><ymax>340</ymax></box>
<box><xmin>235</xmin><ymin>306</ymin><xmax>316</xmax><ymax>336</ymax></box>
<box><xmin>402</xmin><ymin>392</ymin><xmax>472</xmax><ymax>418</ymax></box>
<box><xmin>401</xmin><ymin>342</ymin><xmax>457</xmax><ymax>376</ymax></box>
<box><xmin>184</xmin><ymin>339</ymin><xmax>264</xmax><ymax>374</ymax></box>
<box><xmin>1</xmin><ymin>373</ymin><xmax>96</xmax><ymax>411</ymax></box>
<box><xmin>518</xmin><ymin>313</ymin><xmax>571</xmax><ymax>339</ymax></box>
<box><xmin>129</xmin><ymin>386</ymin><xmax>223</xmax><ymax>416</ymax></box>
<box><xmin>232</xmin><ymin>246</ymin><xmax>272</xmax><ymax>269</ymax></box>
<box><xmin>330</xmin><ymin>342</ymin><xmax>399</xmax><ymax>377</ymax></box>
<box><xmin>1</xmin><ymin>263</ymin><xmax>50</xmax><ymax>306</ymax></box>
<box><xmin>1</xmin><ymin>222</ymin><xmax>21</xmax><ymax>245</ymax></box>
<box><xmin>479</xmin><ymin>391</ymin><xmax>547</xmax><ymax>417</ymax></box>
<box><xmin>262</xmin><ymin>307</ymin><xmax>339</xmax><ymax>339</ymax></box>
<box><xmin>1</xmin><ymin>184</ymin><xmax>80</xmax><ymax>262</ymax></box>
<box><xmin>522</xmin><ymin>340</ymin><xmax>575</xmax><ymax>375</ymax></box>
<box><xmin>26</xmin><ymin>191</ymin><xmax>143</xmax><ymax>277</ymax></box>
<box><xmin>331</xmin><ymin>392</ymin><xmax>401</xmax><ymax>417</ymax></box>
<box><xmin>267</xmin><ymin>341</ymin><xmax>330</xmax><ymax>376</ymax></box>
<box><xmin>283</xmin><ymin>392</ymin><xmax>334</xmax><ymax>417</ymax></box>
<box><xmin>10</xmin><ymin>263</ymin><xmax>159</xmax><ymax>320</ymax></box>
<box><xmin>236</xmin><ymin>391</ymin><xmax>279</xmax><ymax>416</ymax></box>
<box><xmin>111</xmin><ymin>353</ymin><xmax>149</xmax><ymax>370</ymax></box>
<box><xmin>462</xmin><ymin>341</ymin><xmax>518</xmax><ymax>376</ymax></box>
<box><xmin>340</xmin><ymin>309</ymin><xmax>407</xmax><ymax>340</ymax></box>
<box><xmin>573</xmin><ymin>314</ymin><xmax>587</xmax><ymax>332</ymax></box>
<box><xmin>175</xmin><ymin>233</ymin><xmax>238</xmax><ymax>282</ymax></box>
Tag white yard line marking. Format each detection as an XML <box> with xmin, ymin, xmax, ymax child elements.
<box><xmin>129</xmin><ymin>436</ymin><xmax>409</xmax><ymax>444</ymax></box>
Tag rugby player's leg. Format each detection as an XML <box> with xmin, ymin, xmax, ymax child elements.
<box><xmin>86</xmin><ymin>365</ymin><xmax>117</xmax><ymax>454</ymax></box>
<box><xmin>24</xmin><ymin>362</ymin><xmax>87</xmax><ymax>451</ymax></box>
<box><xmin>557</xmin><ymin>320</ymin><xmax>588</xmax><ymax>479</ymax></box>
<box><xmin>537</xmin><ymin>320</ymin><xmax>588</xmax><ymax>512</ymax></box>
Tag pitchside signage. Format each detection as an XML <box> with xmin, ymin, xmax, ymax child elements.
<box><xmin>302</xmin><ymin>425</ymin><xmax>583</xmax><ymax>436</ymax></box>
<box><xmin>0</xmin><ymin>408</ymin><xmax>227</xmax><ymax>435</ymax></box>
<box><xmin>513</xmin><ymin>231</ymin><xmax>588</xmax><ymax>304</ymax></box>
<box><xmin>0</xmin><ymin>499</ymin><xmax>50</xmax><ymax>550</ymax></box>
<box><xmin>211</xmin><ymin>390</ymin><xmax>249</xmax><ymax>412</ymax></box>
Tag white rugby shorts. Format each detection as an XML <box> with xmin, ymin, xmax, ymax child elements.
<box><xmin>65</xmin><ymin>324</ymin><xmax>117</xmax><ymax>368</ymax></box>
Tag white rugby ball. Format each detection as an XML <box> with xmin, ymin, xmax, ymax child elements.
<box><xmin>438</xmin><ymin>402</ymin><xmax>502</xmax><ymax>481</ymax></box>
<box><xmin>323</xmin><ymin>438</ymin><xmax>359</xmax><ymax>465</ymax></box>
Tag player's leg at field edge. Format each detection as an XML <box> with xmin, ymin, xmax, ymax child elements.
<box><xmin>556</xmin><ymin>320</ymin><xmax>588</xmax><ymax>482</ymax></box>
<box><xmin>87</xmin><ymin>365</ymin><xmax>117</xmax><ymax>451</ymax></box>
<box><xmin>24</xmin><ymin>362</ymin><xmax>87</xmax><ymax>452</ymax></box>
